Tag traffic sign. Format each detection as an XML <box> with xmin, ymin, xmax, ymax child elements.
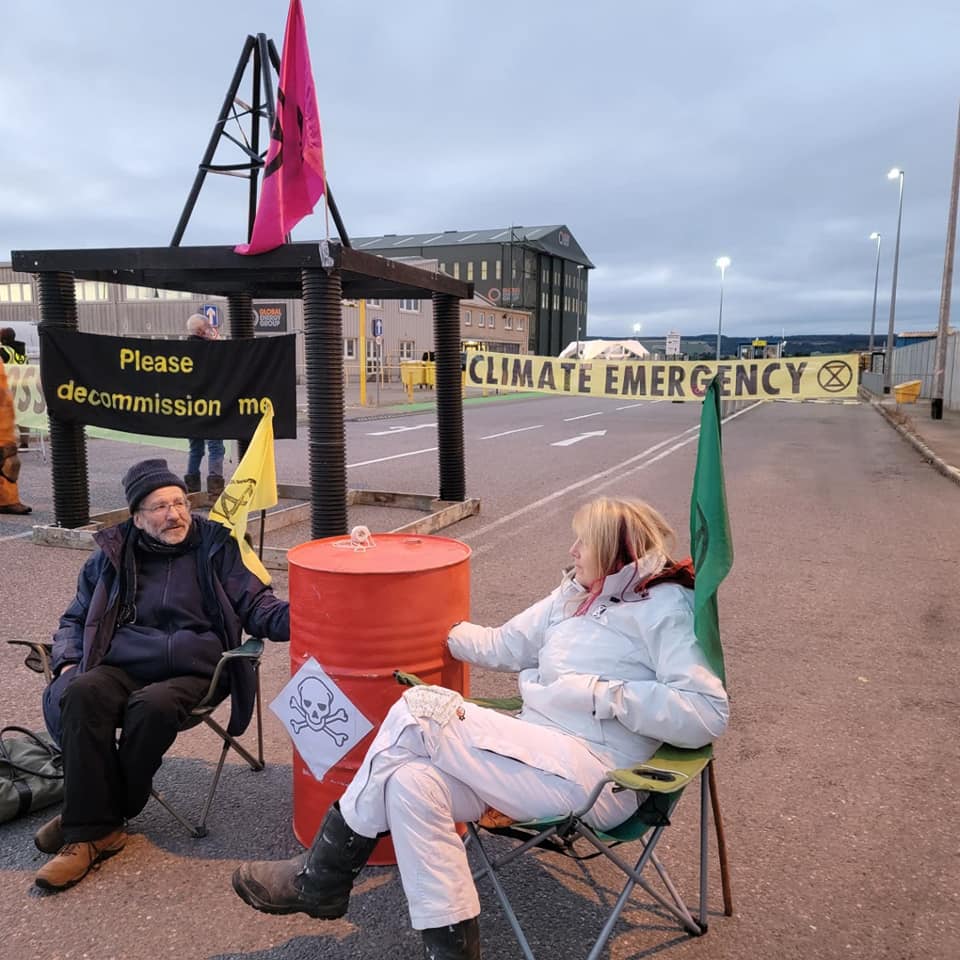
<box><xmin>372</xmin><ymin>317</ymin><xmax>383</xmax><ymax>338</ymax></box>
<box><xmin>201</xmin><ymin>303</ymin><xmax>220</xmax><ymax>327</ymax></box>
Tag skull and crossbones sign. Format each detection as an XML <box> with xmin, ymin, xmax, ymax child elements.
<box><xmin>289</xmin><ymin>676</ymin><xmax>349</xmax><ymax>746</ymax></box>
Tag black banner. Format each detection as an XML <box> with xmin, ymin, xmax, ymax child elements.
<box><xmin>39</xmin><ymin>329</ymin><xmax>297</xmax><ymax>439</ymax></box>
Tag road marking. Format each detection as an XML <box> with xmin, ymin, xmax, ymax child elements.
<box><xmin>551</xmin><ymin>430</ymin><xmax>607</xmax><ymax>447</ymax></box>
<box><xmin>367</xmin><ymin>422</ymin><xmax>436</xmax><ymax>436</ymax></box>
<box><xmin>348</xmin><ymin>446</ymin><xmax>437</xmax><ymax>468</ymax></box>
<box><xmin>462</xmin><ymin>402</ymin><xmax>762</xmax><ymax>545</ymax></box>
<box><xmin>0</xmin><ymin>529</ymin><xmax>33</xmax><ymax>544</ymax></box>
<box><xmin>481</xmin><ymin>425</ymin><xmax>544</xmax><ymax>440</ymax></box>
<box><xmin>615</xmin><ymin>399</ymin><xmax>666</xmax><ymax>410</ymax></box>
<box><xmin>563</xmin><ymin>411</ymin><xmax>605</xmax><ymax>422</ymax></box>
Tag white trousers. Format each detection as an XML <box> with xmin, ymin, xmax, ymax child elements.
<box><xmin>338</xmin><ymin>696</ymin><xmax>640</xmax><ymax>930</ymax></box>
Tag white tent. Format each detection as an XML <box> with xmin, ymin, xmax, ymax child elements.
<box><xmin>558</xmin><ymin>339</ymin><xmax>650</xmax><ymax>360</ymax></box>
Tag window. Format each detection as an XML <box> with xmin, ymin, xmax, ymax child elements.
<box><xmin>505</xmin><ymin>316</ymin><xmax>513</xmax><ymax>330</ymax></box>
<box><xmin>541</xmin><ymin>292</ymin><xmax>547</xmax><ymax>308</ymax></box>
<box><xmin>463</xmin><ymin>309</ymin><xmax>472</xmax><ymax>326</ymax></box>
<box><xmin>0</xmin><ymin>282</ymin><xmax>32</xmax><ymax>303</ymax></box>
<box><xmin>488</xmin><ymin>314</ymin><xmax>495</xmax><ymax>330</ymax></box>
<box><xmin>453</xmin><ymin>263</ymin><xmax>460</xmax><ymax>280</ymax></box>
<box><xmin>517</xmin><ymin>318</ymin><xmax>524</xmax><ymax>332</ymax></box>
<box><xmin>553</xmin><ymin>293</ymin><xmax>560</xmax><ymax>310</ymax></box>
<box><xmin>495</xmin><ymin>260</ymin><xmax>502</xmax><ymax>280</ymax></box>
<box><xmin>399</xmin><ymin>298</ymin><xmax>420</xmax><ymax>312</ymax></box>
<box><xmin>480</xmin><ymin>261</ymin><xmax>488</xmax><ymax>280</ymax></box>
<box><xmin>467</xmin><ymin>262</ymin><xmax>474</xmax><ymax>282</ymax></box>
<box><xmin>367</xmin><ymin>298</ymin><xmax>382</xmax><ymax>308</ymax></box>
<box><xmin>75</xmin><ymin>280</ymin><xmax>109</xmax><ymax>301</ymax></box>
<box><xmin>343</xmin><ymin>338</ymin><xmax>357</xmax><ymax>360</ymax></box>
<box><xmin>399</xmin><ymin>339</ymin><xmax>416</xmax><ymax>360</ymax></box>
<box><xmin>477</xmin><ymin>313</ymin><xmax>485</xmax><ymax>327</ymax></box>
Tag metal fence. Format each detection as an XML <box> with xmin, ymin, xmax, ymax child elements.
<box><xmin>892</xmin><ymin>333</ymin><xmax>960</xmax><ymax>410</ymax></box>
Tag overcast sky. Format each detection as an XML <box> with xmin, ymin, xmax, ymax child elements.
<box><xmin>2</xmin><ymin>0</ymin><xmax>958</xmax><ymax>338</ymax></box>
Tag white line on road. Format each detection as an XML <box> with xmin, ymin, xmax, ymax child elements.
<box><xmin>563</xmin><ymin>411</ymin><xmax>605</xmax><ymax>421</ymax></box>
<box><xmin>348</xmin><ymin>446</ymin><xmax>437</xmax><ymax>468</ymax></box>
<box><xmin>614</xmin><ymin>399</ymin><xmax>666</xmax><ymax>410</ymax></box>
<box><xmin>551</xmin><ymin>430</ymin><xmax>607</xmax><ymax>447</ymax></box>
<box><xmin>462</xmin><ymin>402</ymin><xmax>762</xmax><ymax>546</ymax></box>
<box><xmin>367</xmin><ymin>423</ymin><xmax>436</xmax><ymax>436</ymax></box>
<box><xmin>481</xmin><ymin>425</ymin><xmax>544</xmax><ymax>440</ymax></box>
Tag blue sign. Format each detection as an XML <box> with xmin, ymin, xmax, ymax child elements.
<box><xmin>372</xmin><ymin>317</ymin><xmax>383</xmax><ymax>338</ymax></box>
<box><xmin>202</xmin><ymin>303</ymin><xmax>220</xmax><ymax>327</ymax></box>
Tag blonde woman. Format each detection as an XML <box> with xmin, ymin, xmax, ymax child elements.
<box><xmin>233</xmin><ymin>497</ymin><xmax>729</xmax><ymax>960</ymax></box>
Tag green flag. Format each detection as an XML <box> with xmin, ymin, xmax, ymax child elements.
<box><xmin>690</xmin><ymin>378</ymin><xmax>733</xmax><ymax>683</ymax></box>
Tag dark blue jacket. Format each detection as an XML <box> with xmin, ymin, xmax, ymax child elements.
<box><xmin>43</xmin><ymin>516</ymin><xmax>289</xmax><ymax>743</ymax></box>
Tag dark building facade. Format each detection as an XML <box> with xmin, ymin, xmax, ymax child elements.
<box><xmin>353</xmin><ymin>225</ymin><xmax>593</xmax><ymax>357</ymax></box>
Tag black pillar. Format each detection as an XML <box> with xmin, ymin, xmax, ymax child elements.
<box><xmin>36</xmin><ymin>272</ymin><xmax>90</xmax><ymax>527</ymax></box>
<box><xmin>228</xmin><ymin>293</ymin><xmax>254</xmax><ymax>459</ymax></box>
<box><xmin>433</xmin><ymin>293</ymin><xmax>466</xmax><ymax>501</ymax></box>
<box><xmin>301</xmin><ymin>268</ymin><xmax>346</xmax><ymax>537</ymax></box>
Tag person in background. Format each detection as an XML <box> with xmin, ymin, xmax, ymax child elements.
<box><xmin>183</xmin><ymin>314</ymin><xmax>226</xmax><ymax>498</ymax></box>
<box><xmin>0</xmin><ymin>355</ymin><xmax>30</xmax><ymax>514</ymax></box>
<box><xmin>231</xmin><ymin>496</ymin><xmax>729</xmax><ymax>960</ymax></box>
<box><xmin>0</xmin><ymin>327</ymin><xmax>30</xmax><ymax>449</ymax></box>
<box><xmin>33</xmin><ymin>458</ymin><xmax>289</xmax><ymax>891</ymax></box>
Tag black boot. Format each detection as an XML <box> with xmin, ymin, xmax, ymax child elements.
<box><xmin>206</xmin><ymin>473</ymin><xmax>225</xmax><ymax>498</ymax></box>
<box><xmin>231</xmin><ymin>804</ymin><xmax>377</xmax><ymax>919</ymax></box>
<box><xmin>422</xmin><ymin>917</ymin><xmax>481</xmax><ymax>960</ymax></box>
<box><xmin>183</xmin><ymin>473</ymin><xmax>201</xmax><ymax>494</ymax></box>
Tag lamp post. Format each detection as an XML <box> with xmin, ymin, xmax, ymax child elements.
<box><xmin>868</xmin><ymin>232</ymin><xmax>882</xmax><ymax>353</ymax></box>
<box><xmin>883</xmin><ymin>168</ymin><xmax>905</xmax><ymax>393</ymax></box>
<box><xmin>575</xmin><ymin>264</ymin><xmax>584</xmax><ymax>358</ymax></box>
<box><xmin>715</xmin><ymin>256</ymin><xmax>731</xmax><ymax>360</ymax></box>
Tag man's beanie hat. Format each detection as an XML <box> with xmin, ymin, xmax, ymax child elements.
<box><xmin>122</xmin><ymin>458</ymin><xmax>187</xmax><ymax>512</ymax></box>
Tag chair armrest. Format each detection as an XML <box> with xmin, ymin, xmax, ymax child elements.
<box><xmin>609</xmin><ymin>743</ymin><xmax>713</xmax><ymax>795</ymax></box>
<box><xmin>195</xmin><ymin>638</ymin><xmax>265</xmax><ymax>713</ymax></box>
<box><xmin>221</xmin><ymin>638</ymin><xmax>264</xmax><ymax>661</ymax></box>
<box><xmin>394</xmin><ymin>670</ymin><xmax>522</xmax><ymax>713</ymax></box>
<box><xmin>8</xmin><ymin>639</ymin><xmax>54</xmax><ymax>682</ymax></box>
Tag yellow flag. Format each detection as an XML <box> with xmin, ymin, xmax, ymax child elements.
<box><xmin>209</xmin><ymin>404</ymin><xmax>277</xmax><ymax>584</ymax></box>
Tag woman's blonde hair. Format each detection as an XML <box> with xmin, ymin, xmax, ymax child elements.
<box><xmin>572</xmin><ymin>496</ymin><xmax>676</xmax><ymax>579</ymax></box>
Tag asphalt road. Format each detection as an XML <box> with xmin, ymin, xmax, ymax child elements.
<box><xmin>2</xmin><ymin>395</ymin><xmax>958</xmax><ymax>960</ymax></box>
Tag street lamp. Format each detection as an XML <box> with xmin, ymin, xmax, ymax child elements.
<box><xmin>868</xmin><ymin>232</ymin><xmax>882</xmax><ymax>353</ymax></box>
<box><xmin>883</xmin><ymin>168</ymin><xmax>905</xmax><ymax>393</ymax></box>
<box><xmin>715</xmin><ymin>256</ymin><xmax>731</xmax><ymax>360</ymax></box>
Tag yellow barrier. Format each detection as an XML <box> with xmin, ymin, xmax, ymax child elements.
<box><xmin>894</xmin><ymin>380</ymin><xmax>922</xmax><ymax>404</ymax></box>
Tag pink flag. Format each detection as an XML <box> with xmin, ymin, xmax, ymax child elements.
<box><xmin>235</xmin><ymin>0</ymin><xmax>325</xmax><ymax>255</ymax></box>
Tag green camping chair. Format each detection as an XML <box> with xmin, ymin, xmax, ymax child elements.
<box><xmin>8</xmin><ymin>637</ymin><xmax>265</xmax><ymax>838</ymax></box>
<box><xmin>395</xmin><ymin>671</ymin><xmax>732</xmax><ymax>959</ymax></box>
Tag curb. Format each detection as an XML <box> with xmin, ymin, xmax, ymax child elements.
<box><xmin>860</xmin><ymin>387</ymin><xmax>960</xmax><ymax>488</ymax></box>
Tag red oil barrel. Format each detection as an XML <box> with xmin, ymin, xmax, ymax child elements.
<box><xmin>288</xmin><ymin>532</ymin><xmax>471</xmax><ymax>864</ymax></box>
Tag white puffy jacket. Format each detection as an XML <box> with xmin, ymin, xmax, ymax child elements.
<box><xmin>448</xmin><ymin>562</ymin><xmax>729</xmax><ymax>769</ymax></box>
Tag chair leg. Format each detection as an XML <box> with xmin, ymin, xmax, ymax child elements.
<box><xmin>253</xmin><ymin>661</ymin><xmax>264</xmax><ymax>769</ymax></box>
<box><xmin>151</xmin><ymin>786</ymin><xmax>206</xmax><ymax>839</ymax></box>
<box><xmin>195</xmin><ymin>738</ymin><xmax>232</xmax><ymax>837</ymax></box>
<box><xmin>708</xmin><ymin>759</ymin><xmax>734</xmax><ymax>917</ymax></box>
<box><xmin>467</xmin><ymin>825</ymin><xmax>538</xmax><ymax>960</ymax></box>
<box><xmin>202</xmin><ymin>715</ymin><xmax>264</xmax><ymax>771</ymax></box>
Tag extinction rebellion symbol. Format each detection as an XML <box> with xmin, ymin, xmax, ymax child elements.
<box><xmin>817</xmin><ymin>360</ymin><xmax>853</xmax><ymax>393</ymax></box>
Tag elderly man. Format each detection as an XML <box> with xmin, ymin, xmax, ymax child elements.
<box><xmin>184</xmin><ymin>313</ymin><xmax>226</xmax><ymax>497</ymax></box>
<box><xmin>0</xmin><ymin>351</ymin><xmax>30</xmax><ymax>514</ymax></box>
<box><xmin>34</xmin><ymin>458</ymin><xmax>289</xmax><ymax>891</ymax></box>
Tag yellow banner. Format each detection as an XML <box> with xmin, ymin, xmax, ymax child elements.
<box><xmin>209</xmin><ymin>404</ymin><xmax>277</xmax><ymax>584</ymax></box>
<box><xmin>464</xmin><ymin>352</ymin><xmax>859</xmax><ymax>401</ymax></box>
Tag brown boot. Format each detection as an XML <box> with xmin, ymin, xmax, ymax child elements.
<box><xmin>34</xmin><ymin>814</ymin><xmax>64</xmax><ymax>855</ymax></box>
<box><xmin>35</xmin><ymin>828</ymin><xmax>127</xmax><ymax>892</ymax></box>
<box><xmin>206</xmin><ymin>474</ymin><xmax>225</xmax><ymax>498</ymax></box>
<box><xmin>0</xmin><ymin>501</ymin><xmax>31</xmax><ymax>515</ymax></box>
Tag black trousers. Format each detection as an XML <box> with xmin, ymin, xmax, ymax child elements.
<box><xmin>58</xmin><ymin>664</ymin><xmax>211</xmax><ymax>842</ymax></box>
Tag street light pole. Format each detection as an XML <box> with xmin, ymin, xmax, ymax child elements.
<box><xmin>868</xmin><ymin>232</ymin><xmax>882</xmax><ymax>353</ymax></box>
<box><xmin>575</xmin><ymin>264</ymin><xmax>584</xmax><ymax>358</ymax></box>
<box><xmin>715</xmin><ymin>256</ymin><xmax>731</xmax><ymax>360</ymax></box>
<box><xmin>883</xmin><ymin>168</ymin><xmax>905</xmax><ymax>393</ymax></box>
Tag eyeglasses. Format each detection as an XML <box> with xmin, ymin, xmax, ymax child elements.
<box><xmin>139</xmin><ymin>498</ymin><xmax>190</xmax><ymax>516</ymax></box>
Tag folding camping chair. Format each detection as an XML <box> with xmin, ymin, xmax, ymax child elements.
<box><xmin>395</xmin><ymin>670</ymin><xmax>733</xmax><ymax>960</ymax></box>
<box><xmin>8</xmin><ymin>636</ymin><xmax>266</xmax><ymax>838</ymax></box>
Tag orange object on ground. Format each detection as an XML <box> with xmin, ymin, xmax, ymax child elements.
<box><xmin>288</xmin><ymin>533</ymin><xmax>471</xmax><ymax>865</ymax></box>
